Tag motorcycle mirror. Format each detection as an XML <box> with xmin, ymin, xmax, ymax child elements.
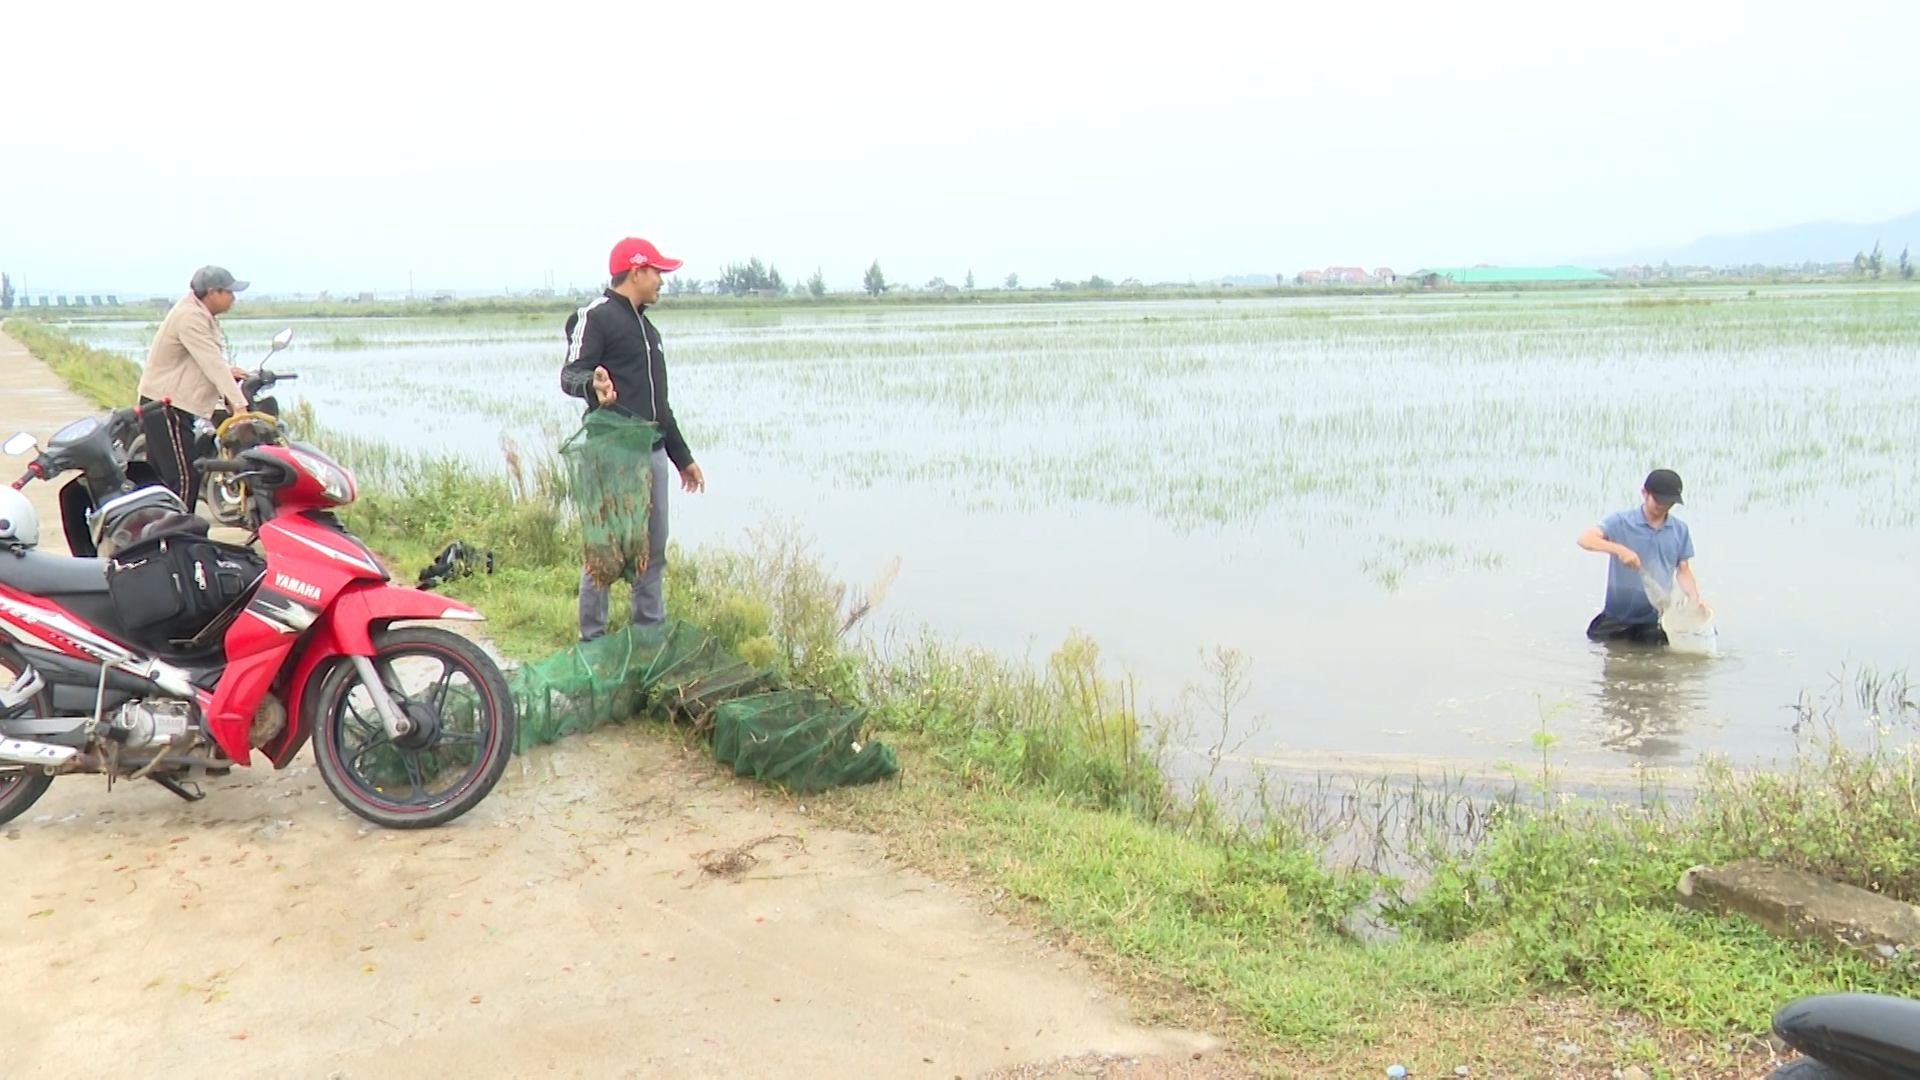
<box><xmin>269</xmin><ymin>328</ymin><xmax>294</xmax><ymax>352</ymax></box>
<box><xmin>3</xmin><ymin>432</ymin><xmax>38</xmax><ymax>456</ymax></box>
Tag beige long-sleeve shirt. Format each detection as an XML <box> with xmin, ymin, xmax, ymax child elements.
<box><xmin>136</xmin><ymin>293</ymin><xmax>247</xmax><ymax>419</ymax></box>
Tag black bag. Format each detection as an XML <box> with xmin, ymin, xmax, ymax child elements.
<box><xmin>106</xmin><ymin>534</ymin><xmax>267</xmax><ymax>646</ymax></box>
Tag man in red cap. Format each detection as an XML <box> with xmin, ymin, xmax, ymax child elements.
<box><xmin>560</xmin><ymin>237</ymin><xmax>706</xmax><ymax>640</ymax></box>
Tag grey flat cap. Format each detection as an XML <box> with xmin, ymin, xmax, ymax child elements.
<box><xmin>190</xmin><ymin>266</ymin><xmax>250</xmax><ymax>293</ymax></box>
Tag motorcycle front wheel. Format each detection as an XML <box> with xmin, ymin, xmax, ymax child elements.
<box><xmin>310</xmin><ymin>626</ymin><xmax>515</xmax><ymax>829</ymax></box>
<box><xmin>205</xmin><ymin>474</ymin><xmax>247</xmax><ymax>527</ymax></box>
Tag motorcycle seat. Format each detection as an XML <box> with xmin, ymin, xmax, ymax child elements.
<box><xmin>0</xmin><ymin>549</ymin><xmax>228</xmax><ymax>662</ymax></box>
<box><xmin>0</xmin><ymin>550</ymin><xmax>110</xmax><ymax>596</ymax></box>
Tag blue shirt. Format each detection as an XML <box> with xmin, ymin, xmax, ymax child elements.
<box><xmin>1599</xmin><ymin>507</ymin><xmax>1694</xmax><ymax>623</ymax></box>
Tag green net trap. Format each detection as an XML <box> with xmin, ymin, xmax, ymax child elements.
<box><xmin>506</xmin><ymin>622</ymin><xmax>898</xmax><ymax>793</ymax></box>
<box><xmin>561</xmin><ymin>409</ymin><xmax>658</xmax><ymax>589</ymax></box>
<box><xmin>522</xmin><ymin>410</ymin><xmax>897</xmax><ymax>792</ymax></box>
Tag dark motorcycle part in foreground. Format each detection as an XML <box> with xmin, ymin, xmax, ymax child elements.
<box><xmin>1768</xmin><ymin>991</ymin><xmax>1920</xmax><ymax>1079</ymax></box>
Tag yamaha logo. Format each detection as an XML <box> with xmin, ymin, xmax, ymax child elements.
<box><xmin>273</xmin><ymin>573</ymin><xmax>323</xmax><ymax>601</ymax></box>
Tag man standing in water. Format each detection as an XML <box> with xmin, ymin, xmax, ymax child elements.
<box><xmin>560</xmin><ymin>237</ymin><xmax>706</xmax><ymax>641</ymax></box>
<box><xmin>1577</xmin><ymin>468</ymin><xmax>1705</xmax><ymax>645</ymax></box>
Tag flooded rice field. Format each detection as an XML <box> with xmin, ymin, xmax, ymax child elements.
<box><xmin>69</xmin><ymin>286</ymin><xmax>1920</xmax><ymax>770</ymax></box>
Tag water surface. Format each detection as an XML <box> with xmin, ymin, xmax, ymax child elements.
<box><xmin>66</xmin><ymin>288</ymin><xmax>1920</xmax><ymax>770</ymax></box>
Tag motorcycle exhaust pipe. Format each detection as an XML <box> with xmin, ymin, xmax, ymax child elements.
<box><xmin>0</xmin><ymin>734</ymin><xmax>78</xmax><ymax>767</ymax></box>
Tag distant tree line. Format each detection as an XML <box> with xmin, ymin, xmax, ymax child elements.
<box><xmin>716</xmin><ymin>257</ymin><xmax>784</xmax><ymax>296</ymax></box>
<box><xmin>1050</xmin><ymin>275</ymin><xmax>1151</xmax><ymax>291</ymax></box>
<box><xmin>1850</xmin><ymin>240</ymin><xmax>1915</xmax><ymax>280</ymax></box>
<box><xmin>655</xmin><ymin>259</ymin><xmax>1039</xmax><ymax>299</ymax></box>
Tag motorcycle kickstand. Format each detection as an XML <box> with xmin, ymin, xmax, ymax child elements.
<box><xmin>149</xmin><ymin>774</ymin><xmax>205</xmax><ymax>803</ymax></box>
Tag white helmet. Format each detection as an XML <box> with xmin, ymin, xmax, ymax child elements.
<box><xmin>0</xmin><ymin>487</ymin><xmax>40</xmax><ymax>549</ymax></box>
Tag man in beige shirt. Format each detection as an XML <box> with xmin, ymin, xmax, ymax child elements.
<box><xmin>137</xmin><ymin>266</ymin><xmax>251</xmax><ymax>509</ymax></box>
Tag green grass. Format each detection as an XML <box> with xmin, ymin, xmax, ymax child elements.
<box><xmin>3</xmin><ymin>317</ymin><xmax>141</xmax><ymax>409</ymax></box>
<box><xmin>1386</xmin><ymin>774</ymin><xmax>1919</xmax><ymax>1033</ymax></box>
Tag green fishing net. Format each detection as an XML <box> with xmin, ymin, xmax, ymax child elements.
<box><xmin>506</xmin><ymin>622</ymin><xmax>898</xmax><ymax>793</ymax></box>
<box><xmin>524</xmin><ymin>410</ymin><xmax>897</xmax><ymax>792</ymax></box>
<box><xmin>560</xmin><ymin>409</ymin><xmax>658</xmax><ymax>588</ymax></box>
<box><xmin>711</xmin><ymin>690</ymin><xmax>899</xmax><ymax>794</ymax></box>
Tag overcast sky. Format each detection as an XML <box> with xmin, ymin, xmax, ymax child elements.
<box><xmin>3</xmin><ymin>0</ymin><xmax>1914</xmax><ymax>296</ymax></box>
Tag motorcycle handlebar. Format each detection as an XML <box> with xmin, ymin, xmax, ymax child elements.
<box><xmin>242</xmin><ymin>370</ymin><xmax>296</xmax><ymax>400</ymax></box>
<box><xmin>197</xmin><ymin>453</ymin><xmax>296</xmax><ymax>490</ymax></box>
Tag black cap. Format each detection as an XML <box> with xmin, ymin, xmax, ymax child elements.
<box><xmin>1645</xmin><ymin>468</ymin><xmax>1684</xmax><ymax>505</ymax></box>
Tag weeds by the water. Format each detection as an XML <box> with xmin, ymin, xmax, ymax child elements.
<box><xmin>2</xmin><ymin>318</ymin><xmax>140</xmax><ymax>408</ymax></box>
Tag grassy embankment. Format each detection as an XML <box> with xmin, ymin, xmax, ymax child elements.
<box><xmin>3</xmin><ymin>316</ymin><xmax>142</xmax><ymax>406</ymax></box>
<box><xmin>8</xmin><ymin>316</ymin><xmax>1918</xmax><ymax>1075</ymax></box>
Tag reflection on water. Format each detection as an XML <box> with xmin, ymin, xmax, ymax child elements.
<box><xmin>1590</xmin><ymin>642</ymin><xmax>1719</xmax><ymax>760</ymax></box>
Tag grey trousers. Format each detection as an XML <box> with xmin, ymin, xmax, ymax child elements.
<box><xmin>578</xmin><ymin>447</ymin><xmax>671</xmax><ymax>641</ymax></box>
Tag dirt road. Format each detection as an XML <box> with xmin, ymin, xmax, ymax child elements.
<box><xmin>0</xmin><ymin>329</ymin><xmax>1224</xmax><ymax>1077</ymax></box>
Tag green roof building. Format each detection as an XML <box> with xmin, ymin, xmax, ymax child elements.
<box><xmin>1410</xmin><ymin>266</ymin><xmax>1612</xmax><ymax>284</ymax></box>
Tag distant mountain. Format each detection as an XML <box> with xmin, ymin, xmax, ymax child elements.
<box><xmin>1585</xmin><ymin>211</ymin><xmax>1920</xmax><ymax>268</ymax></box>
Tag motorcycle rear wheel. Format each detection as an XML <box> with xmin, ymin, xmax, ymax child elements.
<box><xmin>0</xmin><ymin>645</ymin><xmax>56</xmax><ymax>826</ymax></box>
<box><xmin>310</xmin><ymin>626</ymin><xmax>515</xmax><ymax>830</ymax></box>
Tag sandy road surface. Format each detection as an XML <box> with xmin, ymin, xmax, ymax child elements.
<box><xmin>0</xmin><ymin>329</ymin><xmax>1223</xmax><ymax>1077</ymax></box>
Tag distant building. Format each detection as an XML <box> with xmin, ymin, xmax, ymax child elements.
<box><xmin>1324</xmin><ymin>266</ymin><xmax>1369</xmax><ymax>284</ymax></box>
<box><xmin>1372</xmin><ymin>267</ymin><xmax>1396</xmax><ymax>283</ymax></box>
<box><xmin>1408</xmin><ymin>266</ymin><xmax>1612</xmax><ymax>285</ymax></box>
<box><xmin>1297</xmin><ymin>270</ymin><xmax>1325</xmax><ymax>285</ymax></box>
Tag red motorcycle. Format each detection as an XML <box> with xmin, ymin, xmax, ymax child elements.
<box><xmin>0</xmin><ymin>412</ymin><xmax>514</xmax><ymax>828</ymax></box>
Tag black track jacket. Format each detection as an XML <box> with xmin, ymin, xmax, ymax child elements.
<box><xmin>560</xmin><ymin>290</ymin><xmax>694</xmax><ymax>469</ymax></box>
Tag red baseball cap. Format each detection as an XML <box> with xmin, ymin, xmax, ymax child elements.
<box><xmin>608</xmin><ymin>237</ymin><xmax>683</xmax><ymax>276</ymax></box>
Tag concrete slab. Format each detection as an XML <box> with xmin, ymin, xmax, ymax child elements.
<box><xmin>1679</xmin><ymin>859</ymin><xmax>1920</xmax><ymax>959</ymax></box>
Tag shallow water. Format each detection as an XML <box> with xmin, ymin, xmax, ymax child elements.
<box><xmin>64</xmin><ymin>287</ymin><xmax>1920</xmax><ymax>769</ymax></box>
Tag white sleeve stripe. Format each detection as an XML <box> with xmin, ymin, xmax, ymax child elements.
<box><xmin>565</xmin><ymin>296</ymin><xmax>610</xmax><ymax>365</ymax></box>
